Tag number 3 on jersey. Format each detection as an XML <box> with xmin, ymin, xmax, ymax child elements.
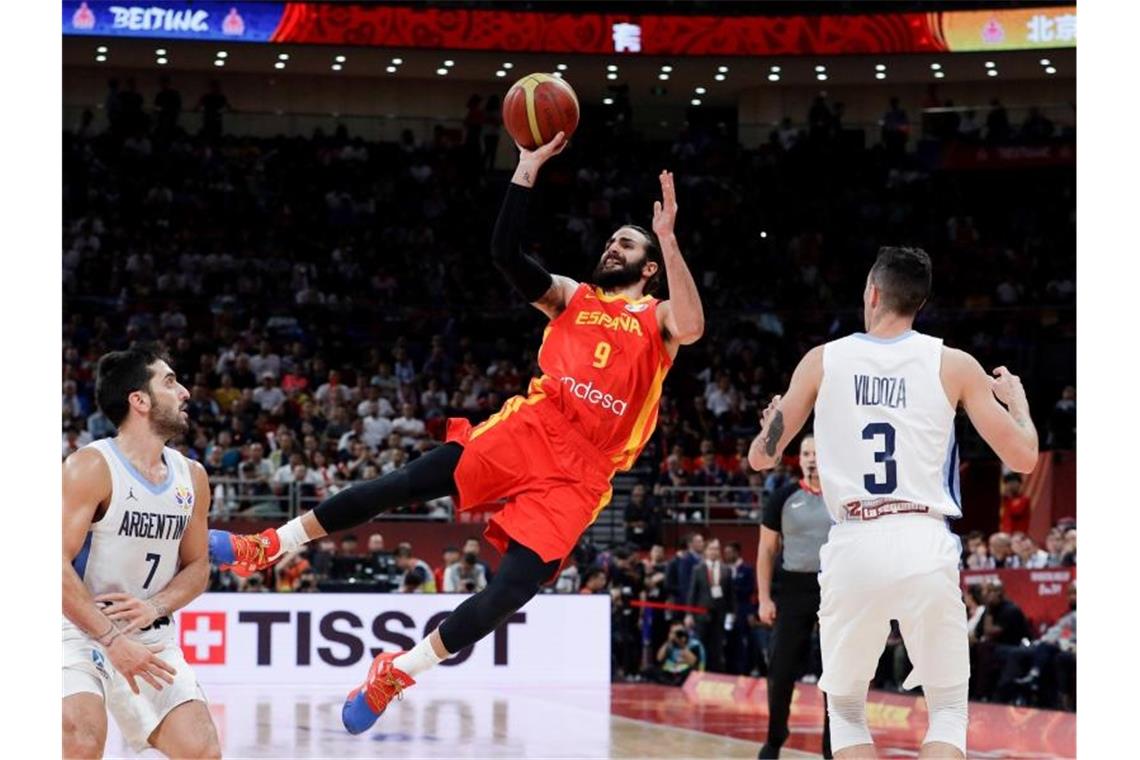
<box><xmin>862</xmin><ymin>422</ymin><xmax>897</xmax><ymax>494</ymax></box>
<box><xmin>592</xmin><ymin>341</ymin><xmax>612</xmax><ymax>368</ymax></box>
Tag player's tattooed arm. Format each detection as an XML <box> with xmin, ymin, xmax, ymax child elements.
<box><xmin>748</xmin><ymin>346</ymin><xmax>823</xmax><ymax>471</ymax></box>
<box><xmin>763</xmin><ymin>411</ymin><xmax>785</xmax><ymax>457</ymax></box>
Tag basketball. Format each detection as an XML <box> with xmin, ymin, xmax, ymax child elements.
<box><xmin>502</xmin><ymin>73</ymin><xmax>580</xmax><ymax>150</ymax></box>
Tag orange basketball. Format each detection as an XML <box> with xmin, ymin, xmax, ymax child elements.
<box><xmin>502</xmin><ymin>73</ymin><xmax>580</xmax><ymax>150</ymax></box>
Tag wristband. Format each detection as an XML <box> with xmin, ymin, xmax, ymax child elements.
<box><xmin>147</xmin><ymin>599</ymin><xmax>169</xmax><ymax>619</ymax></box>
<box><xmin>96</xmin><ymin>620</ymin><xmax>122</xmax><ymax>648</ymax></box>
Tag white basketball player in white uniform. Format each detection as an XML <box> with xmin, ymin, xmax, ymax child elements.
<box><xmin>749</xmin><ymin>247</ymin><xmax>1038</xmax><ymax>758</ymax></box>
<box><xmin>63</xmin><ymin>347</ymin><xmax>220</xmax><ymax>758</ymax></box>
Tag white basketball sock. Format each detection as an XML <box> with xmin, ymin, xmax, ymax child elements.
<box><xmin>275</xmin><ymin>517</ymin><xmax>313</xmax><ymax>555</ymax></box>
<box><xmin>393</xmin><ymin>637</ymin><xmax>447</xmax><ymax>678</ymax></box>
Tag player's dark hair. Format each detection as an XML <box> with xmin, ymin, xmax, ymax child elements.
<box><xmin>869</xmin><ymin>246</ymin><xmax>932</xmax><ymax>316</ymax></box>
<box><xmin>95</xmin><ymin>345</ymin><xmax>169</xmax><ymax>428</ymax></box>
<box><xmin>626</xmin><ymin>224</ymin><xmax>665</xmax><ymax>296</ymax></box>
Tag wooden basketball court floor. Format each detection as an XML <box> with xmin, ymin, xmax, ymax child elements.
<box><xmin>101</xmin><ymin>682</ymin><xmax>820</xmax><ymax>759</ymax></box>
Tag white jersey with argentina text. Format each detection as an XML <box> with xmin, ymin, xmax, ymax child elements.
<box><xmin>813</xmin><ymin>330</ymin><xmax>961</xmax><ymax>523</ymax></box>
<box><xmin>63</xmin><ymin>438</ymin><xmax>196</xmax><ymax>645</ymax></box>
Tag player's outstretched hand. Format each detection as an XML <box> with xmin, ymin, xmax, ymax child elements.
<box><xmin>990</xmin><ymin>366</ymin><xmax>1027</xmax><ymax>408</ymax></box>
<box><xmin>652</xmin><ymin>170</ymin><xmax>677</xmax><ymax>238</ymax></box>
<box><xmin>95</xmin><ymin>592</ymin><xmax>160</xmax><ymax>634</ymax></box>
<box><xmin>107</xmin><ymin>636</ymin><xmax>177</xmax><ymax>695</ymax></box>
<box><xmin>516</xmin><ymin>131</ymin><xmax>567</xmax><ymax>165</ymax></box>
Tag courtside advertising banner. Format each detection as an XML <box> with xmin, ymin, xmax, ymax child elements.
<box><xmin>177</xmin><ymin>592</ymin><xmax>611</xmax><ymax>686</ymax></box>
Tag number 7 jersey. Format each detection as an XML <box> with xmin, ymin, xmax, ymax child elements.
<box><xmin>814</xmin><ymin>331</ymin><xmax>962</xmax><ymax>523</ymax></box>
<box><xmin>64</xmin><ymin>438</ymin><xmax>195</xmax><ymax>644</ymax></box>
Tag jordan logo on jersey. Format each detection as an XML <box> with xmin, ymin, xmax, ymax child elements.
<box><xmin>853</xmin><ymin>374</ymin><xmax>908</xmax><ymax>409</ymax></box>
<box><xmin>126</xmin><ymin>486</ymin><xmax>138</xmax><ymax>502</ymax></box>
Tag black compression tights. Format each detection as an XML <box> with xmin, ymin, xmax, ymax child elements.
<box><xmin>311</xmin><ymin>443</ymin><xmax>463</xmax><ymax>534</ymax></box>
<box><xmin>438</xmin><ymin>540</ymin><xmax>560</xmax><ymax>653</ymax></box>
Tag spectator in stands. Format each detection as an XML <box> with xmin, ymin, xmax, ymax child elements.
<box><xmin>962</xmin><ymin>530</ymin><xmax>988</xmax><ymax>569</ymax></box>
<box><xmin>391</xmin><ymin>402</ymin><xmax>427</xmax><ymax>447</ymax></box>
<box><xmin>1000</xmin><ymin>473</ymin><xmax>1031</xmax><ymax>534</ymax></box>
<box><xmin>395</xmin><ymin>542</ymin><xmax>437</xmax><ymax>593</ymax></box>
<box><xmin>444</xmin><ymin>546</ymin><xmax>488</xmax><ymax>593</ymax></box>
<box><xmin>957</xmin><ymin>108</ymin><xmax>981</xmax><ymax>142</ymax></box>
<box><xmin>197</xmin><ymin>79</ymin><xmax>229</xmax><ymax>140</ymax></box>
<box><xmin>1044</xmin><ymin>528</ymin><xmax>1066</xmax><ymax>567</ymax></box>
<box><xmin>1047</xmin><ymin>385</ymin><xmax>1076</xmax><ymax>448</ymax></box>
<box><xmin>462</xmin><ymin>536</ymin><xmax>493</xmax><ymax>582</ymax></box>
<box><xmin>974</xmin><ymin>580</ymin><xmax>1032</xmax><ymax>700</ymax></box>
<box><xmin>273</xmin><ymin>550</ymin><xmax>311</xmax><ymax>592</ymax></box>
<box><xmin>965</xmin><ymin>585</ymin><xmax>986</xmax><ymax>643</ymax></box>
<box><xmin>665</xmin><ymin>533</ymin><xmax>704</xmax><ymax>615</ymax></box>
<box><xmin>688</xmin><ymin>538</ymin><xmax>735</xmax><ymax>673</ymax></box>
<box><xmin>704</xmin><ymin>373</ymin><xmax>739</xmax><ymax>417</ymax></box>
<box><xmin>723</xmin><ymin>542</ymin><xmax>757</xmax><ymax>676</ymax></box>
<box><xmin>214</xmin><ymin>373</ymin><xmax>241</xmax><ymax>411</ymax></box>
<box><xmin>315</xmin><ymin>370</ymin><xmax>351</xmax><ymax>412</ymax></box>
<box><xmin>1014</xmin><ymin>533</ymin><xmax>1049</xmax><ymax>569</ymax></box>
<box><xmin>994</xmin><ymin>582</ymin><xmax>1076</xmax><ymax>709</ymax></box>
<box><xmin>642</xmin><ymin>544</ymin><xmax>670</xmax><ymax>654</ymax></box>
<box><xmin>580</xmin><ymin>567</ymin><xmax>609</xmax><ymax>595</ymax></box>
<box><xmin>624</xmin><ymin>483</ymin><xmax>661</xmax><ymax>550</ymax></box>
<box><xmin>253</xmin><ymin>372</ymin><xmax>286</xmax><ymax>415</ymax></box>
<box><xmin>249</xmin><ymin>340</ymin><xmax>281</xmax><ymax>380</ymax></box>
<box><xmin>647</xmin><ymin>623</ymin><xmax>704</xmax><ymax>686</ymax></box>
<box><xmin>986</xmin><ymin>98</ymin><xmax>1011</xmax><ymax>143</ymax></box>
<box><xmin>309</xmin><ymin>537</ymin><xmax>337</xmax><ymax>581</ymax></box>
<box><xmin>434</xmin><ymin>546</ymin><xmax>460</xmax><ymax>591</ymax></box>
<box><xmin>1062</xmin><ymin>528</ymin><xmax>1076</xmax><ymax>566</ymax></box>
<box><xmin>242</xmin><ymin>572</ymin><xmax>271</xmax><ymax>593</ymax></box>
<box><xmin>63</xmin><ymin>379</ymin><xmax>88</xmax><ymax>420</ymax></box>
<box><xmin>988</xmin><ymin>532</ymin><xmax>1019</xmax><ymax>569</ymax></box>
<box><xmin>881</xmin><ymin>96</ymin><xmax>910</xmax><ymax>157</ymax></box>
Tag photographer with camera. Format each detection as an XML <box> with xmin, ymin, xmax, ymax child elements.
<box><xmin>443</xmin><ymin>545</ymin><xmax>488</xmax><ymax>593</ymax></box>
<box><xmin>647</xmin><ymin>623</ymin><xmax>704</xmax><ymax>686</ymax></box>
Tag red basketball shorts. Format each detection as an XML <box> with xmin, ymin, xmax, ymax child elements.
<box><xmin>445</xmin><ymin>398</ymin><xmax>616</xmax><ymax>564</ymax></box>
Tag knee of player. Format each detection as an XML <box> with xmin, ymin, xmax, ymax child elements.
<box><xmin>180</xmin><ymin>734</ymin><xmax>222</xmax><ymax>760</ymax></box>
<box><xmin>62</xmin><ymin>722</ymin><xmax>106</xmax><ymax>759</ymax></box>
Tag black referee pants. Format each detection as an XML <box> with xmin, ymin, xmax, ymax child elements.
<box><xmin>765</xmin><ymin>572</ymin><xmax>832</xmax><ymax>758</ymax></box>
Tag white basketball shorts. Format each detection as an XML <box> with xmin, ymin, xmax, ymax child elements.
<box><xmin>817</xmin><ymin>513</ymin><xmax>969</xmax><ymax>696</ymax></box>
<box><xmin>63</xmin><ymin>631</ymin><xmax>206</xmax><ymax>752</ymax></box>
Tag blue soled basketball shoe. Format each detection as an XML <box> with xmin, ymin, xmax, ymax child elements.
<box><xmin>342</xmin><ymin>651</ymin><xmax>416</xmax><ymax>735</ymax></box>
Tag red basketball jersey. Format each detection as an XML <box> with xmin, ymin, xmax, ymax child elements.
<box><xmin>524</xmin><ymin>283</ymin><xmax>673</xmax><ymax>471</ymax></box>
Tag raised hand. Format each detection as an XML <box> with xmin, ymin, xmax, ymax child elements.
<box><xmin>517</xmin><ymin>131</ymin><xmax>567</xmax><ymax>166</ymax></box>
<box><xmin>652</xmin><ymin>170</ymin><xmax>678</xmax><ymax>238</ymax></box>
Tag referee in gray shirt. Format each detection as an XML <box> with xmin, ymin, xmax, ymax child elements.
<box><xmin>756</xmin><ymin>433</ymin><xmax>833</xmax><ymax>759</ymax></box>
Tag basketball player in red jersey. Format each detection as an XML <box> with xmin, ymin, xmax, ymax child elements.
<box><xmin>210</xmin><ymin>131</ymin><xmax>705</xmax><ymax>734</ymax></box>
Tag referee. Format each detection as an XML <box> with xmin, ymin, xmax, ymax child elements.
<box><xmin>756</xmin><ymin>433</ymin><xmax>833</xmax><ymax>759</ymax></box>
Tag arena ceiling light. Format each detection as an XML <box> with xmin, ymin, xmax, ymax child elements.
<box><xmin>768</xmin><ymin>73</ymin><xmax>780</xmax><ymax>82</ymax></box>
<box><xmin>987</xmin><ymin>69</ymin><xmax>998</xmax><ymax>77</ymax></box>
<box><xmin>714</xmin><ymin>73</ymin><xmax>726</xmax><ymax>82</ymax></box>
<box><xmin>717</xmin><ymin>65</ymin><xmax>728</xmax><ymax>73</ymax></box>
<box><xmin>556</xmin><ymin>63</ymin><xmax>568</xmax><ymax>71</ymax></box>
<box><xmin>553</xmin><ymin>71</ymin><xmax>564</xmax><ymax>78</ymax></box>
<box><xmin>335</xmin><ymin>55</ymin><xmax>346</xmax><ymax>63</ymax></box>
<box><xmin>603</xmin><ymin>97</ymin><xmax>614</xmax><ymax>105</ymax></box>
<box><xmin>1040</xmin><ymin>58</ymin><xmax>1051</xmax><ymax>66</ymax></box>
<box><xmin>386</xmin><ymin>65</ymin><xmax>397</xmax><ymax>73</ymax></box>
<box><xmin>157</xmin><ymin>57</ymin><xmax>168</xmax><ymax>65</ymax></box>
<box><xmin>875</xmin><ymin>63</ymin><xmax>886</xmax><ymax>72</ymax></box>
<box><xmin>155</xmin><ymin>48</ymin><xmax>166</xmax><ymax>56</ymax></box>
<box><xmin>392</xmin><ymin>57</ymin><xmax>404</xmax><ymax>65</ymax></box>
<box><xmin>875</xmin><ymin>72</ymin><xmax>886</xmax><ymax>80</ymax></box>
<box><xmin>984</xmin><ymin>61</ymin><xmax>996</xmax><ymax>69</ymax></box>
<box><xmin>495</xmin><ymin>69</ymin><xmax>507</xmax><ymax>78</ymax></box>
<box><xmin>277</xmin><ymin>53</ymin><xmax>289</xmax><ymax>61</ymax></box>
<box><xmin>1045</xmin><ymin>66</ymin><xmax>1057</xmax><ymax>74</ymax></box>
<box><xmin>691</xmin><ymin>98</ymin><xmax>701</xmax><ymax>106</ymax></box>
<box><xmin>274</xmin><ymin>61</ymin><xmax>286</xmax><ymax>70</ymax></box>
<box><xmin>216</xmin><ymin>51</ymin><xmax>228</xmax><ymax>59</ymax></box>
<box><xmin>930</xmin><ymin>62</ymin><xmax>942</xmax><ymax>70</ymax></box>
<box><xmin>607</xmin><ymin>72</ymin><xmax>618</xmax><ymax>80</ymax></box>
<box><xmin>694</xmin><ymin>86</ymin><xmax>706</xmax><ymax>94</ymax></box>
<box><xmin>331</xmin><ymin>64</ymin><xmax>343</xmax><ymax>71</ymax></box>
<box><xmin>501</xmin><ymin>62</ymin><xmax>512</xmax><ymax>69</ymax></box>
<box><xmin>436</xmin><ymin>67</ymin><xmax>448</xmax><ymax>75</ymax></box>
<box><xmin>444</xmin><ymin>59</ymin><xmax>455</xmax><ymax>67</ymax></box>
<box><xmin>934</xmin><ymin>70</ymin><xmax>945</xmax><ymax>79</ymax></box>
<box><xmin>607</xmin><ymin>64</ymin><xmax>618</xmax><ymax>72</ymax></box>
<box><xmin>661</xmin><ymin>64</ymin><xmax>673</xmax><ymax>73</ymax></box>
<box><xmin>96</xmin><ymin>45</ymin><xmax>108</xmax><ymax>54</ymax></box>
<box><xmin>658</xmin><ymin>73</ymin><xmax>669</xmax><ymax>80</ymax></box>
<box><xmin>214</xmin><ymin>59</ymin><xmax>225</xmax><ymax>67</ymax></box>
<box><xmin>814</xmin><ymin>64</ymin><xmax>826</xmax><ymax>73</ymax></box>
<box><xmin>770</xmin><ymin>65</ymin><xmax>781</xmax><ymax>73</ymax></box>
<box><xmin>760</xmin><ymin>231</ymin><xmax>768</xmax><ymax>238</ymax></box>
<box><xmin>817</xmin><ymin>73</ymin><xmax>828</xmax><ymax>81</ymax></box>
<box><xmin>96</xmin><ymin>54</ymin><xmax>107</xmax><ymax>62</ymax></box>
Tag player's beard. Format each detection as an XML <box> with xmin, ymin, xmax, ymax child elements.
<box><xmin>593</xmin><ymin>254</ymin><xmax>646</xmax><ymax>290</ymax></box>
<box><xmin>149</xmin><ymin>395</ymin><xmax>189</xmax><ymax>441</ymax></box>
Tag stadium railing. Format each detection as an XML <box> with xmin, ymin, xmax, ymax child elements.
<box><xmin>208</xmin><ymin>476</ymin><xmax>453</xmax><ymax>522</ymax></box>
